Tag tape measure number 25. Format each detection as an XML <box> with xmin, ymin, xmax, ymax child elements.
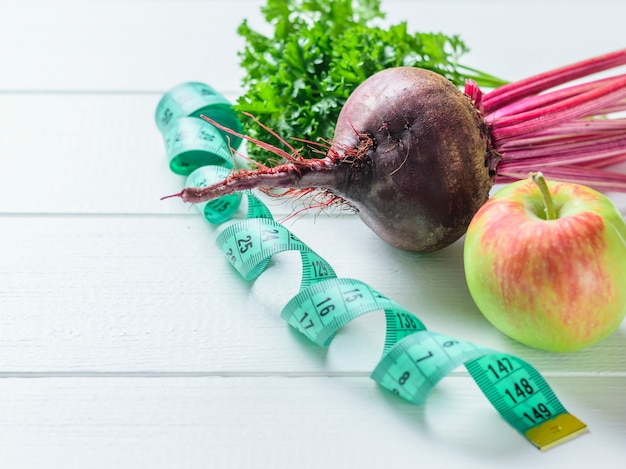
<box><xmin>155</xmin><ymin>81</ymin><xmax>588</xmax><ymax>451</ymax></box>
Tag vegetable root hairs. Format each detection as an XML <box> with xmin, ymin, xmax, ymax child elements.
<box><xmin>162</xmin><ymin>112</ymin><xmax>370</xmax><ymax>209</ymax></box>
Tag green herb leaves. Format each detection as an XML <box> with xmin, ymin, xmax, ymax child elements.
<box><xmin>236</xmin><ymin>0</ymin><xmax>505</xmax><ymax>165</ymax></box>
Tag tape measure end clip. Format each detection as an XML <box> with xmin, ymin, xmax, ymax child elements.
<box><xmin>525</xmin><ymin>413</ymin><xmax>588</xmax><ymax>451</ymax></box>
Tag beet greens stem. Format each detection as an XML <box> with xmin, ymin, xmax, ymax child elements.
<box><xmin>497</xmin><ymin>166</ymin><xmax>626</xmax><ymax>191</ymax></box>
<box><xmin>499</xmin><ymin>133</ymin><xmax>626</xmax><ymax>162</ymax></box>
<box><xmin>488</xmin><ymin>75</ymin><xmax>626</xmax><ymax>143</ymax></box>
<box><xmin>476</xmin><ymin>49</ymin><xmax>626</xmax><ymax>192</ymax></box>
<box><xmin>483</xmin><ymin>49</ymin><xmax>626</xmax><ymax>114</ymax></box>
<box><xmin>486</xmin><ymin>75</ymin><xmax>624</xmax><ymax>120</ymax></box>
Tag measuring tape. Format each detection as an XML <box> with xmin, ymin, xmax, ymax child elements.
<box><xmin>155</xmin><ymin>82</ymin><xmax>588</xmax><ymax>451</ymax></box>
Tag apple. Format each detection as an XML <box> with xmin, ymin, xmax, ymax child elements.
<box><xmin>463</xmin><ymin>172</ymin><xmax>626</xmax><ymax>353</ymax></box>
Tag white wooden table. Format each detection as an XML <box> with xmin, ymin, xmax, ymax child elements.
<box><xmin>1</xmin><ymin>1</ymin><xmax>625</xmax><ymax>467</ymax></box>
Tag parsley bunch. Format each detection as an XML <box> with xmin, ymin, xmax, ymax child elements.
<box><xmin>235</xmin><ymin>0</ymin><xmax>505</xmax><ymax>165</ymax></box>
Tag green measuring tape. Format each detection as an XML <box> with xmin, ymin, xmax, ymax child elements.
<box><xmin>155</xmin><ymin>82</ymin><xmax>588</xmax><ymax>451</ymax></box>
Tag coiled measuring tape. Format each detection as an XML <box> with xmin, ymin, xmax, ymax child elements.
<box><xmin>155</xmin><ymin>82</ymin><xmax>588</xmax><ymax>451</ymax></box>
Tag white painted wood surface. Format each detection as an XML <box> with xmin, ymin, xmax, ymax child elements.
<box><xmin>0</xmin><ymin>1</ymin><xmax>625</xmax><ymax>467</ymax></box>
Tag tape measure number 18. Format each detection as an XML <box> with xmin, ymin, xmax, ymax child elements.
<box><xmin>155</xmin><ymin>81</ymin><xmax>588</xmax><ymax>451</ymax></box>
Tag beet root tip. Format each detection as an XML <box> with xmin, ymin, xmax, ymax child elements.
<box><xmin>160</xmin><ymin>186</ymin><xmax>219</xmax><ymax>204</ymax></box>
<box><xmin>160</xmin><ymin>187</ymin><xmax>210</xmax><ymax>203</ymax></box>
<box><xmin>160</xmin><ymin>191</ymin><xmax>184</xmax><ymax>201</ymax></box>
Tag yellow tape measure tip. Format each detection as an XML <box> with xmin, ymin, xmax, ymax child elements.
<box><xmin>525</xmin><ymin>413</ymin><xmax>588</xmax><ymax>451</ymax></box>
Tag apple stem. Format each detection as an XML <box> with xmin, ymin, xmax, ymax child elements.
<box><xmin>530</xmin><ymin>172</ymin><xmax>557</xmax><ymax>220</ymax></box>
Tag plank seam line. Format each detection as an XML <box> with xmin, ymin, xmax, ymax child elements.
<box><xmin>0</xmin><ymin>371</ymin><xmax>623</xmax><ymax>379</ymax></box>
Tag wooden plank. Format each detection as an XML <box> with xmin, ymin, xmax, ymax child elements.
<box><xmin>0</xmin><ymin>375</ymin><xmax>623</xmax><ymax>468</ymax></box>
<box><xmin>1</xmin><ymin>0</ymin><xmax>624</xmax><ymax>92</ymax></box>
<box><xmin>0</xmin><ymin>93</ymin><xmax>192</xmax><ymax>214</ymax></box>
<box><xmin>0</xmin><ymin>0</ymin><xmax>255</xmax><ymax>93</ymax></box>
<box><xmin>1</xmin><ymin>93</ymin><xmax>624</xmax><ymax>215</ymax></box>
<box><xmin>383</xmin><ymin>0</ymin><xmax>626</xmax><ymax>82</ymax></box>
<box><xmin>1</xmin><ymin>215</ymin><xmax>624</xmax><ymax>374</ymax></box>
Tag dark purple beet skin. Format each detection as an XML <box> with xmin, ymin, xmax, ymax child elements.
<box><xmin>328</xmin><ymin>67</ymin><xmax>495</xmax><ymax>251</ymax></box>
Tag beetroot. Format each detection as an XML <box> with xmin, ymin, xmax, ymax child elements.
<box><xmin>164</xmin><ymin>49</ymin><xmax>626</xmax><ymax>252</ymax></box>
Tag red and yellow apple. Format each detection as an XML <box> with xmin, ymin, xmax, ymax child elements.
<box><xmin>463</xmin><ymin>173</ymin><xmax>626</xmax><ymax>352</ymax></box>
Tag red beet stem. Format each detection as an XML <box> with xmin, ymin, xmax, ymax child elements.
<box><xmin>514</xmin><ymin>118</ymin><xmax>626</xmax><ymax>138</ymax></box>
<box><xmin>496</xmin><ymin>166</ymin><xmax>626</xmax><ymax>192</ymax></box>
<box><xmin>477</xmin><ymin>49</ymin><xmax>626</xmax><ymax>192</ymax></box>
<box><xmin>498</xmin><ymin>133</ymin><xmax>626</xmax><ymax>162</ymax></box>
<box><xmin>487</xmin><ymin>75</ymin><xmax>624</xmax><ymax>119</ymax></box>
<box><xmin>488</xmin><ymin>74</ymin><xmax>626</xmax><ymax>143</ymax></box>
<box><xmin>483</xmin><ymin>48</ymin><xmax>626</xmax><ymax>113</ymax></box>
